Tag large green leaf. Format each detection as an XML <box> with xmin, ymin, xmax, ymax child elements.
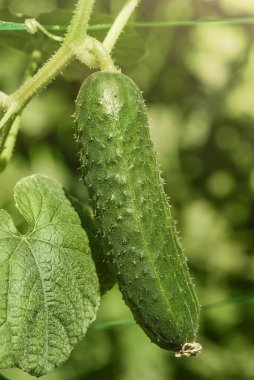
<box><xmin>0</xmin><ymin>174</ymin><xmax>100</xmax><ymax>376</ymax></box>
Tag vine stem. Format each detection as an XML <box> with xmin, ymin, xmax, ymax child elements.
<box><xmin>0</xmin><ymin>0</ymin><xmax>95</xmax><ymax>146</ymax></box>
<box><xmin>103</xmin><ymin>0</ymin><xmax>141</xmax><ymax>53</ymax></box>
<box><xmin>75</xmin><ymin>0</ymin><xmax>141</xmax><ymax>69</ymax></box>
<box><xmin>75</xmin><ymin>36</ymin><xmax>117</xmax><ymax>72</ymax></box>
<box><xmin>0</xmin><ymin>0</ymin><xmax>141</xmax><ymax>153</ymax></box>
<box><xmin>12</xmin><ymin>0</ymin><xmax>95</xmax><ymax>108</ymax></box>
<box><xmin>0</xmin><ymin>116</ymin><xmax>20</xmax><ymax>171</ymax></box>
<box><xmin>11</xmin><ymin>47</ymin><xmax>73</xmax><ymax>112</ymax></box>
<box><xmin>25</xmin><ymin>18</ymin><xmax>64</xmax><ymax>42</ymax></box>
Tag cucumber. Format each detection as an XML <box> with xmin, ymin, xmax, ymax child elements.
<box><xmin>75</xmin><ymin>71</ymin><xmax>201</xmax><ymax>356</ymax></box>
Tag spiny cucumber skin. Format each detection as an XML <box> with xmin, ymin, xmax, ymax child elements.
<box><xmin>75</xmin><ymin>72</ymin><xmax>200</xmax><ymax>354</ymax></box>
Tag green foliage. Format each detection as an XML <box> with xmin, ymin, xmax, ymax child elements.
<box><xmin>0</xmin><ymin>375</ymin><xmax>9</xmax><ymax>380</ymax></box>
<box><xmin>0</xmin><ymin>174</ymin><xmax>100</xmax><ymax>376</ymax></box>
<box><xmin>1</xmin><ymin>0</ymin><xmax>254</xmax><ymax>379</ymax></box>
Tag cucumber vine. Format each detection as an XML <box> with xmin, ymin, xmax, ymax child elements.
<box><xmin>0</xmin><ymin>0</ymin><xmax>140</xmax><ymax>169</ymax></box>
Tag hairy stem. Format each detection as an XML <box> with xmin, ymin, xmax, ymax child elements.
<box><xmin>75</xmin><ymin>36</ymin><xmax>118</xmax><ymax>72</ymax></box>
<box><xmin>103</xmin><ymin>0</ymin><xmax>141</xmax><ymax>53</ymax></box>
<box><xmin>65</xmin><ymin>0</ymin><xmax>95</xmax><ymax>44</ymax></box>
<box><xmin>0</xmin><ymin>116</ymin><xmax>20</xmax><ymax>171</ymax></box>
<box><xmin>75</xmin><ymin>0</ymin><xmax>141</xmax><ymax>71</ymax></box>
<box><xmin>0</xmin><ymin>0</ymin><xmax>142</xmax><ymax>155</ymax></box>
<box><xmin>0</xmin><ymin>0</ymin><xmax>95</xmax><ymax>139</ymax></box>
<box><xmin>25</xmin><ymin>18</ymin><xmax>64</xmax><ymax>42</ymax></box>
<box><xmin>11</xmin><ymin>46</ymin><xmax>73</xmax><ymax>111</ymax></box>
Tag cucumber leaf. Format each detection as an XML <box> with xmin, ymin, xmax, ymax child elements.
<box><xmin>0</xmin><ymin>174</ymin><xmax>100</xmax><ymax>376</ymax></box>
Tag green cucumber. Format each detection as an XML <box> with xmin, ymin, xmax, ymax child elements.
<box><xmin>75</xmin><ymin>71</ymin><xmax>201</xmax><ymax>356</ymax></box>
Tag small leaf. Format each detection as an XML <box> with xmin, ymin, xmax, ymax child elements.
<box><xmin>0</xmin><ymin>174</ymin><xmax>100</xmax><ymax>376</ymax></box>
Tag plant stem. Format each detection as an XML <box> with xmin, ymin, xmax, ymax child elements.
<box><xmin>25</xmin><ymin>18</ymin><xmax>64</xmax><ymax>42</ymax></box>
<box><xmin>0</xmin><ymin>0</ymin><xmax>141</xmax><ymax>152</ymax></box>
<box><xmin>75</xmin><ymin>36</ymin><xmax>118</xmax><ymax>72</ymax></box>
<box><xmin>0</xmin><ymin>92</ymin><xmax>10</xmax><ymax>109</ymax></box>
<box><xmin>11</xmin><ymin>46</ymin><xmax>73</xmax><ymax>111</ymax></box>
<box><xmin>65</xmin><ymin>0</ymin><xmax>95</xmax><ymax>44</ymax></box>
<box><xmin>103</xmin><ymin>0</ymin><xmax>141</xmax><ymax>53</ymax></box>
<box><xmin>12</xmin><ymin>0</ymin><xmax>95</xmax><ymax>109</ymax></box>
<box><xmin>0</xmin><ymin>46</ymin><xmax>73</xmax><ymax>151</ymax></box>
<box><xmin>0</xmin><ymin>0</ymin><xmax>95</xmax><ymax>148</ymax></box>
<box><xmin>76</xmin><ymin>0</ymin><xmax>141</xmax><ymax>71</ymax></box>
<box><xmin>0</xmin><ymin>116</ymin><xmax>20</xmax><ymax>171</ymax></box>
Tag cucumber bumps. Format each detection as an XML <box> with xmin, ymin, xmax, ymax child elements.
<box><xmin>75</xmin><ymin>72</ymin><xmax>201</xmax><ymax>356</ymax></box>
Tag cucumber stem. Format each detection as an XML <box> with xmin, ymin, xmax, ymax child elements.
<box><xmin>0</xmin><ymin>116</ymin><xmax>20</xmax><ymax>172</ymax></box>
<box><xmin>0</xmin><ymin>0</ymin><xmax>95</xmax><ymax>146</ymax></box>
<box><xmin>103</xmin><ymin>0</ymin><xmax>141</xmax><ymax>53</ymax></box>
<box><xmin>75</xmin><ymin>37</ymin><xmax>118</xmax><ymax>72</ymax></box>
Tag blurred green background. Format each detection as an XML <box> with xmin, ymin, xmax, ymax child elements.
<box><xmin>1</xmin><ymin>0</ymin><xmax>254</xmax><ymax>379</ymax></box>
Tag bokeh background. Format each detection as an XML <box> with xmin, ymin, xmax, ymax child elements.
<box><xmin>1</xmin><ymin>0</ymin><xmax>254</xmax><ymax>379</ymax></box>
